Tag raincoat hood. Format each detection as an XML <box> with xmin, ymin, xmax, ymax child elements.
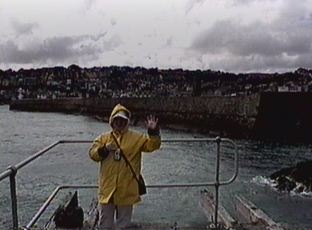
<box><xmin>109</xmin><ymin>104</ymin><xmax>131</xmax><ymax>131</ymax></box>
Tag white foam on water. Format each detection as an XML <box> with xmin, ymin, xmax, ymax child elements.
<box><xmin>252</xmin><ymin>176</ymin><xmax>312</xmax><ymax>197</ymax></box>
<box><xmin>251</xmin><ymin>175</ymin><xmax>277</xmax><ymax>187</ymax></box>
<box><xmin>290</xmin><ymin>183</ymin><xmax>312</xmax><ymax>198</ymax></box>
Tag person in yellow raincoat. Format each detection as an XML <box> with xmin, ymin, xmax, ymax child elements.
<box><xmin>89</xmin><ymin>104</ymin><xmax>161</xmax><ymax>229</ymax></box>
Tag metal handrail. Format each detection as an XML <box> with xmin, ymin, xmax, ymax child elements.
<box><xmin>0</xmin><ymin>140</ymin><xmax>62</xmax><ymax>230</ymax></box>
<box><xmin>0</xmin><ymin>141</ymin><xmax>61</xmax><ymax>181</ymax></box>
<box><xmin>0</xmin><ymin>137</ymin><xmax>239</xmax><ymax>230</ymax></box>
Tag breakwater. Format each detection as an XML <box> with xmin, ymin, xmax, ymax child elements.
<box><xmin>9</xmin><ymin>92</ymin><xmax>312</xmax><ymax>141</ymax></box>
<box><xmin>9</xmin><ymin>95</ymin><xmax>260</xmax><ymax>137</ymax></box>
<box><xmin>254</xmin><ymin>92</ymin><xmax>312</xmax><ymax>142</ymax></box>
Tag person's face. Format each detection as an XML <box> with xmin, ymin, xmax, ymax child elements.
<box><xmin>112</xmin><ymin>117</ymin><xmax>128</xmax><ymax>132</ymax></box>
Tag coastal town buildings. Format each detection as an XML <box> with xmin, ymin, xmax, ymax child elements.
<box><xmin>0</xmin><ymin>66</ymin><xmax>312</xmax><ymax>103</ymax></box>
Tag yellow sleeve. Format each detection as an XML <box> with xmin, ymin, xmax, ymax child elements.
<box><xmin>141</xmin><ymin>134</ymin><xmax>161</xmax><ymax>153</ymax></box>
<box><xmin>89</xmin><ymin>134</ymin><xmax>108</xmax><ymax>162</ymax></box>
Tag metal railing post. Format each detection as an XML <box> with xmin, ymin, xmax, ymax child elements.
<box><xmin>214</xmin><ymin>136</ymin><xmax>221</xmax><ymax>229</ymax></box>
<box><xmin>8</xmin><ymin>166</ymin><xmax>19</xmax><ymax>230</ymax></box>
<box><xmin>0</xmin><ymin>138</ymin><xmax>239</xmax><ymax>229</ymax></box>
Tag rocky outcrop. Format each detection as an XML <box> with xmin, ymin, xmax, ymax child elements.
<box><xmin>270</xmin><ymin>161</ymin><xmax>312</xmax><ymax>193</ymax></box>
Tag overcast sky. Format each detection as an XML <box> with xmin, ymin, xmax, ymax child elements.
<box><xmin>1</xmin><ymin>0</ymin><xmax>312</xmax><ymax>73</ymax></box>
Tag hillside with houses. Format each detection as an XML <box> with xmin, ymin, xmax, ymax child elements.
<box><xmin>1</xmin><ymin>65</ymin><xmax>312</xmax><ymax>104</ymax></box>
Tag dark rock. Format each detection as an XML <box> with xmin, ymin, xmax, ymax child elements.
<box><xmin>291</xmin><ymin>161</ymin><xmax>312</xmax><ymax>183</ymax></box>
<box><xmin>53</xmin><ymin>191</ymin><xmax>84</xmax><ymax>228</ymax></box>
<box><xmin>270</xmin><ymin>160</ymin><xmax>312</xmax><ymax>193</ymax></box>
<box><xmin>275</xmin><ymin>175</ymin><xmax>296</xmax><ymax>192</ymax></box>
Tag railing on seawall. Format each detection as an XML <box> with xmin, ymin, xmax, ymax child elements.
<box><xmin>0</xmin><ymin>137</ymin><xmax>239</xmax><ymax>230</ymax></box>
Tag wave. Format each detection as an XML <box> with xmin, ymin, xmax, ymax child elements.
<box><xmin>251</xmin><ymin>175</ymin><xmax>312</xmax><ymax>197</ymax></box>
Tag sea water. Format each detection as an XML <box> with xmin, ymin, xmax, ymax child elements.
<box><xmin>1</xmin><ymin>105</ymin><xmax>312</xmax><ymax>229</ymax></box>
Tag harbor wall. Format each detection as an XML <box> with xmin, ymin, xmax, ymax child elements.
<box><xmin>9</xmin><ymin>94</ymin><xmax>260</xmax><ymax>137</ymax></box>
<box><xmin>9</xmin><ymin>93</ymin><xmax>312</xmax><ymax>141</ymax></box>
<box><xmin>254</xmin><ymin>92</ymin><xmax>312</xmax><ymax>142</ymax></box>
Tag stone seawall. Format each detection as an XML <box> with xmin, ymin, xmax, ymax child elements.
<box><xmin>9</xmin><ymin>93</ymin><xmax>312</xmax><ymax>141</ymax></box>
<box><xmin>254</xmin><ymin>92</ymin><xmax>312</xmax><ymax>142</ymax></box>
<box><xmin>9</xmin><ymin>95</ymin><xmax>260</xmax><ymax>137</ymax></box>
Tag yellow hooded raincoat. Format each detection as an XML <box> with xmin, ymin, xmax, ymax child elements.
<box><xmin>89</xmin><ymin>104</ymin><xmax>161</xmax><ymax>205</ymax></box>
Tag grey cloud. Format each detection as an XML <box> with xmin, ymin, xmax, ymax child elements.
<box><xmin>232</xmin><ymin>0</ymin><xmax>252</xmax><ymax>4</ymax></box>
<box><xmin>111</xmin><ymin>18</ymin><xmax>117</xmax><ymax>26</ymax></box>
<box><xmin>191</xmin><ymin>20</ymin><xmax>312</xmax><ymax>57</ymax></box>
<box><xmin>11</xmin><ymin>19</ymin><xmax>38</xmax><ymax>35</ymax></box>
<box><xmin>165</xmin><ymin>37</ymin><xmax>173</xmax><ymax>47</ymax></box>
<box><xmin>103</xmin><ymin>35</ymin><xmax>122</xmax><ymax>51</ymax></box>
<box><xmin>190</xmin><ymin>0</ymin><xmax>312</xmax><ymax>72</ymax></box>
<box><xmin>185</xmin><ymin>0</ymin><xmax>206</xmax><ymax>14</ymax></box>
<box><xmin>231</xmin><ymin>0</ymin><xmax>279</xmax><ymax>6</ymax></box>
<box><xmin>0</xmin><ymin>34</ymin><xmax>107</xmax><ymax>64</ymax></box>
<box><xmin>294</xmin><ymin>53</ymin><xmax>312</xmax><ymax>69</ymax></box>
<box><xmin>208</xmin><ymin>54</ymin><xmax>297</xmax><ymax>73</ymax></box>
<box><xmin>84</xmin><ymin>0</ymin><xmax>97</xmax><ymax>10</ymax></box>
<box><xmin>230</xmin><ymin>0</ymin><xmax>252</xmax><ymax>5</ymax></box>
<box><xmin>89</xmin><ymin>32</ymin><xmax>107</xmax><ymax>41</ymax></box>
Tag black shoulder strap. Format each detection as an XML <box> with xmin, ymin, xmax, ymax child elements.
<box><xmin>110</xmin><ymin>132</ymin><xmax>140</xmax><ymax>183</ymax></box>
